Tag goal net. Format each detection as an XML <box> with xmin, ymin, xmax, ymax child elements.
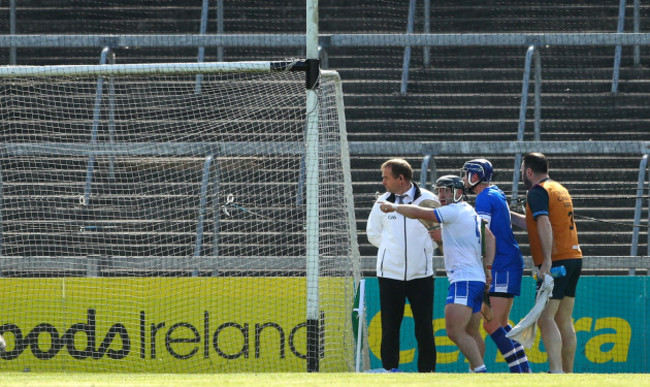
<box><xmin>0</xmin><ymin>61</ymin><xmax>360</xmax><ymax>372</ymax></box>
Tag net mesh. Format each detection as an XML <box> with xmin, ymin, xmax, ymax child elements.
<box><xmin>0</xmin><ymin>66</ymin><xmax>360</xmax><ymax>372</ymax></box>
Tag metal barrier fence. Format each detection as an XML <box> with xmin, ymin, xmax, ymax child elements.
<box><xmin>0</xmin><ymin>33</ymin><xmax>648</xmax><ymax>257</ymax></box>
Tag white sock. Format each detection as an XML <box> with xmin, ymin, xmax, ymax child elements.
<box><xmin>472</xmin><ymin>364</ymin><xmax>487</xmax><ymax>373</ymax></box>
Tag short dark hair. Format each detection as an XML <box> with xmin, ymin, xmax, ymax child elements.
<box><xmin>523</xmin><ymin>152</ymin><xmax>549</xmax><ymax>174</ymax></box>
<box><xmin>382</xmin><ymin>158</ymin><xmax>413</xmax><ymax>181</ymax></box>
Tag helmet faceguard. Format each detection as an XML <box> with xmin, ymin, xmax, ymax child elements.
<box><xmin>434</xmin><ymin>175</ymin><xmax>465</xmax><ymax>203</ymax></box>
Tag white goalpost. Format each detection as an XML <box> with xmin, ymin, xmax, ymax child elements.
<box><xmin>0</xmin><ymin>60</ymin><xmax>360</xmax><ymax>372</ymax></box>
<box><xmin>305</xmin><ymin>0</ymin><xmax>322</xmax><ymax>373</ymax></box>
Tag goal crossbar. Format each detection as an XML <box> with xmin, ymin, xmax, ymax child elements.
<box><xmin>0</xmin><ymin>60</ymin><xmax>307</xmax><ymax>77</ymax></box>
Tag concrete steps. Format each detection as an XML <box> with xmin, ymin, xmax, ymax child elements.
<box><xmin>0</xmin><ymin>0</ymin><xmax>648</xmax><ymax>265</ymax></box>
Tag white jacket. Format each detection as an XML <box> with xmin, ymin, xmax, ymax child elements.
<box><xmin>366</xmin><ymin>183</ymin><xmax>439</xmax><ymax>281</ymax></box>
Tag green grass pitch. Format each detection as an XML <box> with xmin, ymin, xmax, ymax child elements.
<box><xmin>1</xmin><ymin>372</ymin><xmax>649</xmax><ymax>386</ymax></box>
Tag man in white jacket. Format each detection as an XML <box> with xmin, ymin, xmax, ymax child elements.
<box><xmin>366</xmin><ymin>158</ymin><xmax>440</xmax><ymax>372</ymax></box>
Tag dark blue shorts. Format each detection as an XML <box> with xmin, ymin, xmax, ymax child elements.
<box><xmin>489</xmin><ymin>267</ymin><xmax>523</xmax><ymax>297</ymax></box>
<box><xmin>446</xmin><ymin>281</ymin><xmax>485</xmax><ymax>313</ymax></box>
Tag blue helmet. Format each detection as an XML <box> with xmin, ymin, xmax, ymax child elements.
<box><xmin>461</xmin><ymin>159</ymin><xmax>493</xmax><ymax>187</ymax></box>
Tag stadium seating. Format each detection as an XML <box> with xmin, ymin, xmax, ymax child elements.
<box><xmin>0</xmin><ymin>0</ymin><xmax>648</xmax><ymax>274</ymax></box>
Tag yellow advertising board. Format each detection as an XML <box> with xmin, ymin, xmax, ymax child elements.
<box><xmin>0</xmin><ymin>278</ymin><xmax>353</xmax><ymax>372</ymax></box>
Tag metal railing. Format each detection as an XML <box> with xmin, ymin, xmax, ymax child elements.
<box><xmin>1</xmin><ymin>0</ymin><xmax>644</xmax><ymax>92</ymax></box>
<box><xmin>369</xmin><ymin>140</ymin><xmax>650</xmax><ymax>257</ymax></box>
<box><xmin>511</xmin><ymin>45</ymin><xmax>542</xmax><ymax>204</ymax></box>
<box><xmin>406</xmin><ymin>0</ymin><xmax>643</xmax><ymax>95</ymax></box>
<box><xmin>0</xmin><ymin>32</ymin><xmax>648</xmax><ymax>260</ymax></box>
<box><xmin>632</xmin><ymin>154</ymin><xmax>650</xmax><ymax>256</ymax></box>
<box><xmin>400</xmin><ymin>0</ymin><xmax>417</xmax><ymax>94</ymax></box>
<box><xmin>612</xmin><ymin>0</ymin><xmax>643</xmax><ymax>93</ymax></box>
<box><xmin>2</xmin><ymin>141</ymin><xmax>648</xmax><ymax>262</ymax></box>
<box><xmin>83</xmin><ymin>47</ymin><xmax>116</xmax><ymax>206</ymax></box>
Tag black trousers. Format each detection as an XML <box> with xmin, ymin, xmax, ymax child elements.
<box><xmin>378</xmin><ymin>276</ymin><xmax>436</xmax><ymax>372</ymax></box>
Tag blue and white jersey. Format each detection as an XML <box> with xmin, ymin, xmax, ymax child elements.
<box><xmin>434</xmin><ymin>201</ymin><xmax>485</xmax><ymax>284</ymax></box>
<box><xmin>475</xmin><ymin>185</ymin><xmax>524</xmax><ymax>272</ymax></box>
